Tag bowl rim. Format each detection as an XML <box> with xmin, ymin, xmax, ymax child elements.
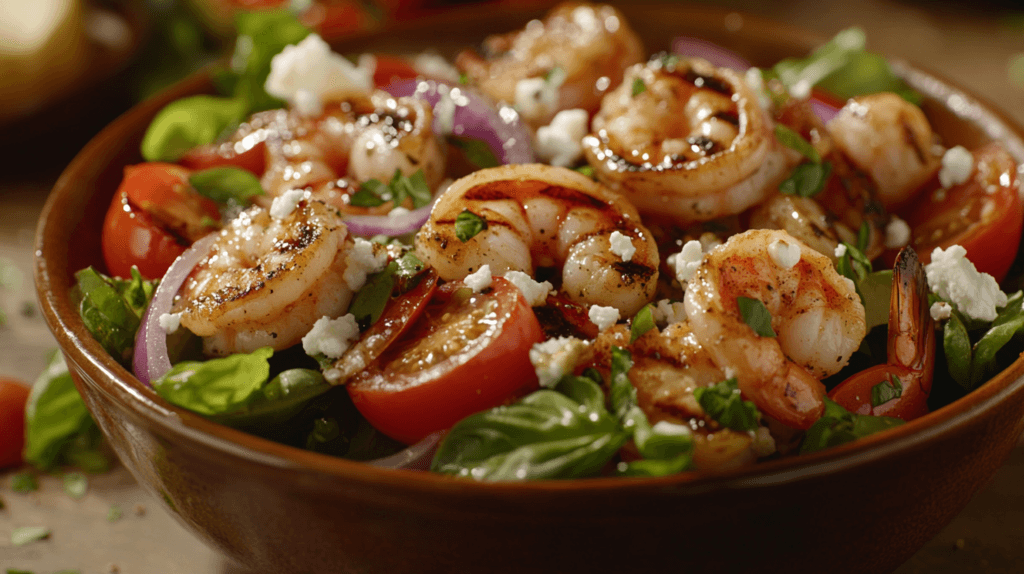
<box><xmin>34</xmin><ymin>2</ymin><xmax>1024</xmax><ymax>496</ymax></box>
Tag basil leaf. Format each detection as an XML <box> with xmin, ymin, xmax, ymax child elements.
<box><xmin>431</xmin><ymin>387</ymin><xmax>628</xmax><ymax>481</ymax></box>
<box><xmin>153</xmin><ymin>347</ymin><xmax>274</xmax><ymax>416</ymax></box>
<box><xmin>737</xmin><ymin>297</ymin><xmax>776</xmax><ymax>337</ymax></box>
<box><xmin>800</xmin><ymin>398</ymin><xmax>903</xmax><ymax>454</ymax></box>
<box><xmin>63</xmin><ymin>471</ymin><xmax>88</xmax><ymax>499</ymax></box>
<box><xmin>11</xmin><ymin>526</ymin><xmax>51</xmax><ymax>546</ymax></box>
<box><xmin>629</xmin><ymin>305</ymin><xmax>656</xmax><ymax>343</ymax></box>
<box><xmin>778</xmin><ymin>161</ymin><xmax>831</xmax><ymax>198</ymax></box>
<box><xmin>24</xmin><ymin>352</ymin><xmax>109</xmax><ymax>471</ymax></box>
<box><xmin>210</xmin><ymin>368</ymin><xmax>331</xmax><ymax>429</ymax></box>
<box><xmin>455</xmin><ymin>209</ymin><xmax>488</xmax><ymax>242</ymax></box>
<box><xmin>943</xmin><ymin>310</ymin><xmax>972</xmax><ymax>390</ymax></box>
<box><xmin>349</xmin><ymin>178</ymin><xmax>389</xmax><ymax>207</ymax></box>
<box><xmin>188</xmin><ymin>166</ymin><xmax>264</xmax><ymax>204</ymax></box>
<box><xmin>390</xmin><ymin>169</ymin><xmax>432</xmax><ymax>209</ymax></box>
<box><xmin>348</xmin><ymin>261</ymin><xmax>397</xmax><ymax>328</ymax></box>
<box><xmin>856</xmin><ymin>221</ymin><xmax>871</xmax><ymax>253</ymax></box>
<box><xmin>72</xmin><ymin>267</ymin><xmax>157</xmax><ymax>367</ymax></box>
<box><xmin>693</xmin><ymin>377</ymin><xmax>761</xmax><ymax>432</ymax></box>
<box><xmin>631</xmin><ymin>77</ymin><xmax>647</xmax><ymax>96</ymax></box>
<box><xmin>141</xmin><ymin>95</ymin><xmax>247</xmax><ymax>162</ymax></box>
<box><xmin>836</xmin><ymin>242</ymin><xmax>873</xmax><ymax>286</ymax></box>
<box><xmin>967</xmin><ymin>291</ymin><xmax>1024</xmax><ymax>389</ymax></box>
<box><xmin>773</xmin><ymin>124</ymin><xmax>821</xmax><ymax>163</ymax></box>
<box><xmin>608</xmin><ymin>346</ymin><xmax>637</xmax><ymax>423</ymax></box>
<box><xmin>229</xmin><ymin>10</ymin><xmax>311</xmax><ymax>112</ymax></box>
<box><xmin>575</xmin><ymin>165</ymin><xmax>596</xmax><ymax>179</ymax></box>
<box><xmin>554</xmin><ymin>375</ymin><xmax>607</xmax><ymax>413</ymax></box>
<box><xmin>448</xmin><ymin>136</ymin><xmax>501</xmax><ymax>169</ymax></box>
<box><xmin>871</xmin><ymin>374</ymin><xmax>903</xmax><ymax>407</ymax></box>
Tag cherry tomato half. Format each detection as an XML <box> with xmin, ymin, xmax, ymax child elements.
<box><xmin>101</xmin><ymin>163</ymin><xmax>220</xmax><ymax>280</ymax></box>
<box><xmin>901</xmin><ymin>143</ymin><xmax>1022</xmax><ymax>282</ymax></box>
<box><xmin>348</xmin><ymin>277</ymin><xmax>544</xmax><ymax>444</ymax></box>
<box><xmin>178</xmin><ymin>139</ymin><xmax>267</xmax><ymax>176</ymax></box>
<box><xmin>0</xmin><ymin>377</ymin><xmax>31</xmax><ymax>469</ymax></box>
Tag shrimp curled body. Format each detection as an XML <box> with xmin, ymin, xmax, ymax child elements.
<box><xmin>683</xmin><ymin>229</ymin><xmax>867</xmax><ymax>429</ymax></box>
<box><xmin>174</xmin><ymin>200</ymin><xmax>356</xmax><ymax>357</ymax></box>
<box><xmin>415</xmin><ymin>164</ymin><xmax>659</xmax><ymax>317</ymax></box>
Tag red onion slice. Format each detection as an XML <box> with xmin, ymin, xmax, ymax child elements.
<box><xmin>810</xmin><ymin>96</ymin><xmax>842</xmax><ymax>124</ymax></box>
<box><xmin>343</xmin><ymin>202</ymin><xmax>433</xmax><ymax>238</ymax></box>
<box><xmin>366</xmin><ymin>431</ymin><xmax>444</xmax><ymax>470</ymax></box>
<box><xmin>672</xmin><ymin>36</ymin><xmax>752</xmax><ymax>71</ymax></box>
<box><xmin>385</xmin><ymin>79</ymin><xmax>534</xmax><ymax>165</ymax></box>
<box><xmin>133</xmin><ymin>233</ymin><xmax>218</xmax><ymax>386</ymax></box>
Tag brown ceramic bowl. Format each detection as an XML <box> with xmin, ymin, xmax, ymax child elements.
<box><xmin>34</xmin><ymin>4</ymin><xmax>1024</xmax><ymax>574</ymax></box>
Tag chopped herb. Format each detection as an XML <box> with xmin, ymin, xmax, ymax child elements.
<box><xmin>629</xmin><ymin>305</ymin><xmax>656</xmax><ymax>343</ymax></box>
<box><xmin>544</xmin><ymin>66</ymin><xmax>564</xmax><ymax>82</ymax></box>
<box><xmin>11</xmin><ymin>471</ymin><xmax>37</xmax><ymax>493</ymax></box>
<box><xmin>778</xmin><ymin>161</ymin><xmax>831</xmax><ymax>197</ymax></box>
<box><xmin>63</xmin><ymin>472</ymin><xmax>88</xmax><ymax>500</ymax></box>
<box><xmin>942</xmin><ymin>291</ymin><xmax>1024</xmax><ymax>391</ymax></box>
<box><xmin>11</xmin><ymin>526</ymin><xmax>50</xmax><ymax>546</ymax></box>
<box><xmin>631</xmin><ymin>77</ymin><xmax>647</xmax><ymax>96</ymax></box>
<box><xmin>349</xmin><ymin>170</ymin><xmax>432</xmax><ymax>209</ymax></box>
<box><xmin>458</xmin><ymin>71</ymin><xmax>470</xmax><ymax>85</ymax></box>
<box><xmin>773</xmin><ymin>124</ymin><xmax>821</xmax><ymax>163</ymax></box>
<box><xmin>693</xmin><ymin>378</ymin><xmax>761</xmax><ymax>432</ymax></box>
<box><xmin>871</xmin><ymin>374</ymin><xmax>904</xmax><ymax>407</ymax></box>
<box><xmin>659</xmin><ymin>53</ymin><xmax>681</xmax><ymax>69</ymax></box>
<box><xmin>189</xmin><ymin>166</ymin><xmax>264</xmax><ymax>204</ymax></box>
<box><xmin>455</xmin><ymin>210</ymin><xmax>488</xmax><ymax>242</ymax></box>
<box><xmin>348</xmin><ymin>179</ymin><xmax>389</xmax><ymax>207</ymax></box>
<box><xmin>574</xmin><ymin>165</ymin><xmax>595</xmax><ymax>179</ymax></box>
<box><xmin>107</xmin><ymin>505</ymin><xmax>124</xmax><ymax>522</ymax></box>
<box><xmin>447</xmin><ymin>136</ymin><xmax>501</xmax><ymax>169</ymax></box>
<box><xmin>801</xmin><ymin>398</ymin><xmax>904</xmax><ymax>453</ymax></box>
<box><xmin>856</xmin><ymin>220</ymin><xmax>871</xmax><ymax>253</ymax></box>
<box><xmin>737</xmin><ymin>297</ymin><xmax>776</xmax><ymax>337</ymax></box>
<box><xmin>836</xmin><ymin>241</ymin><xmax>874</xmax><ymax>285</ymax></box>
<box><xmin>6</xmin><ymin>569</ymin><xmax>35</xmax><ymax>574</ymax></box>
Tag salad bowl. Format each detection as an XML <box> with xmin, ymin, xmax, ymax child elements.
<box><xmin>34</xmin><ymin>3</ymin><xmax>1024</xmax><ymax>573</ymax></box>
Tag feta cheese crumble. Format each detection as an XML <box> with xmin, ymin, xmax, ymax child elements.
<box><xmin>158</xmin><ymin>312</ymin><xmax>181</xmax><ymax>334</ymax></box>
<box><xmin>529</xmin><ymin>336</ymin><xmax>590</xmax><ymax>388</ymax></box>
<box><xmin>534</xmin><ymin>108</ymin><xmax>589</xmax><ymax>167</ymax></box>
<box><xmin>343</xmin><ymin>238</ymin><xmax>388</xmax><ymax>292</ymax></box>
<box><xmin>269</xmin><ymin>188</ymin><xmax>305</xmax><ymax>220</ymax></box>
<box><xmin>588</xmin><ymin>305</ymin><xmax>620</xmax><ymax>332</ymax></box>
<box><xmin>302</xmin><ymin>314</ymin><xmax>360</xmax><ymax>359</ymax></box>
<box><xmin>464</xmin><ymin>265</ymin><xmax>492</xmax><ymax>293</ymax></box>
<box><xmin>514</xmin><ymin>67</ymin><xmax>565</xmax><ymax>124</ymax></box>
<box><xmin>503</xmin><ymin>270</ymin><xmax>553</xmax><ymax>306</ymax></box>
<box><xmin>264</xmin><ymin>34</ymin><xmax>374</xmax><ymax>117</ymax></box>
<box><xmin>651</xmin><ymin>299</ymin><xmax>687</xmax><ymax>327</ymax></box>
<box><xmin>930</xmin><ymin>301</ymin><xmax>953</xmax><ymax>322</ymax></box>
<box><xmin>884</xmin><ymin>216</ymin><xmax>911</xmax><ymax>249</ymax></box>
<box><xmin>925</xmin><ymin>245</ymin><xmax>1007</xmax><ymax>322</ymax></box>
<box><xmin>767</xmin><ymin>238</ymin><xmax>800</xmax><ymax>269</ymax></box>
<box><xmin>608</xmin><ymin>231</ymin><xmax>636</xmax><ymax>262</ymax></box>
<box><xmin>834</xmin><ymin>243</ymin><xmax>848</xmax><ymax>258</ymax></box>
<box><xmin>412</xmin><ymin>52</ymin><xmax>460</xmax><ymax>83</ymax></box>
<box><xmin>938</xmin><ymin>145</ymin><xmax>974</xmax><ymax>188</ymax></box>
<box><xmin>670</xmin><ymin>240</ymin><xmax>704</xmax><ymax>284</ymax></box>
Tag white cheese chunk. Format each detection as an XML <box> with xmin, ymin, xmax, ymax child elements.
<box><xmin>834</xmin><ymin>243</ymin><xmax>848</xmax><ymax>258</ymax></box>
<box><xmin>925</xmin><ymin>245</ymin><xmax>1007</xmax><ymax>322</ymax></box>
<box><xmin>343</xmin><ymin>238</ymin><xmax>387</xmax><ymax>292</ymax></box>
<box><xmin>158</xmin><ymin>312</ymin><xmax>181</xmax><ymax>334</ymax></box>
<box><xmin>529</xmin><ymin>336</ymin><xmax>590</xmax><ymax>388</ymax></box>
<box><xmin>884</xmin><ymin>216</ymin><xmax>911</xmax><ymax>249</ymax></box>
<box><xmin>412</xmin><ymin>52</ymin><xmax>460</xmax><ymax>83</ymax></box>
<box><xmin>930</xmin><ymin>301</ymin><xmax>953</xmax><ymax>322</ymax></box>
<box><xmin>269</xmin><ymin>188</ymin><xmax>305</xmax><ymax>220</ymax></box>
<box><xmin>938</xmin><ymin>145</ymin><xmax>974</xmax><ymax>188</ymax></box>
<box><xmin>464</xmin><ymin>264</ymin><xmax>492</xmax><ymax>293</ymax></box>
<box><xmin>608</xmin><ymin>231</ymin><xmax>636</xmax><ymax>262</ymax></box>
<box><xmin>514</xmin><ymin>67</ymin><xmax>565</xmax><ymax>124</ymax></box>
<box><xmin>651</xmin><ymin>299</ymin><xmax>687</xmax><ymax>327</ymax></box>
<box><xmin>302</xmin><ymin>314</ymin><xmax>360</xmax><ymax>359</ymax></box>
<box><xmin>588</xmin><ymin>305</ymin><xmax>620</xmax><ymax>332</ymax></box>
<box><xmin>503</xmin><ymin>270</ymin><xmax>553</xmax><ymax>306</ymax></box>
<box><xmin>671</xmin><ymin>240</ymin><xmax>704</xmax><ymax>284</ymax></box>
<box><xmin>534</xmin><ymin>108</ymin><xmax>589</xmax><ymax>167</ymax></box>
<box><xmin>768</xmin><ymin>238</ymin><xmax>800</xmax><ymax>269</ymax></box>
<box><xmin>265</xmin><ymin>34</ymin><xmax>375</xmax><ymax>117</ymax></box>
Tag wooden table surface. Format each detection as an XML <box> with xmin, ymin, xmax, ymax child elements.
<box><xmin>2</xmin><ymin>0</ymin><xmax>1024</xmax><ymax>572</ymax></box>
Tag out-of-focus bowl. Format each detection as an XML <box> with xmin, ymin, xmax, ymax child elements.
<box><xmin>34</xmin><ymin>4</ymin><xmax>1024</xmax><ymax>574</ymax></box>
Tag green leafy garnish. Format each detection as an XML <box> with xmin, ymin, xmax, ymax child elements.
<box><xmin>871</xmin><ymin>374</ymin><xmax>903</xmax><ymax>407</ymax></box>
<box><xmin>107</xmin><ymin>505</ymin><xmax>124</xmax><ymax>522</ymax></box>
<box><xmin>800</xmin><ymin>398</ymin><xmax>904</xmax><ymax>454</ymax></box>
<box><xmin>574</xmin><ymin>165</ymin><xmax>596</xmax><ymax>179</ymax></box>
<box><xmin>773</xmin><ymin>124</ymin><xmax>821</xmax><ymax>163</ymax></box>
<box><xmin>72</xmin><ymin>267</ymin><xmax>157</xmax><ymax>367</ymax></box>
<box><xmin>11</xmin><ymin>471</ymin><xmax>38</xmax><ymax>493</ymax></box>
<box><xmin>153</xmin><ymin>347</ymin><xmax>274</xmax><ymax>416</ymax></box>
<box><xmin>737</xmin><ymin>297</ymin><xmax>776</xmax><ymax>337</ymax></box>
<box><xmin>63</xmin><ymin>472</ymin><xmax>88</xmax><ymax>499</ymax></box>
<box><xmin>188</xmin><ymin>166</ymin><xmax>264</xmax><ymax>204</ymax></box>
<box><xmin>24</xmin><ymin>353</ymin><xmax>110</xmax><ymax>472</ymax></box>
<box><xmin>225</xmin><ymin>10</ymin><xmax>312</xmax><ymax>112</ymax></box>
<box><xmin>631</xmin><ymin>77</ymin><xmax>647</xmax><ymax>96</ymax></box>
<box><xmin>778</xmin><ymin>161</ymin><xmax>831</xmax><ymax>198</ymax></box>
<box><xmin>458</xmin><ymin>71</ymin><xmax>470</xmax><ymax>85</ymax></box>
<box><xmin>941</xmin><ymin>291</ymin><xmax>1024</xmax><ymax>391</ymax></box>
<box><xmin>693</xmin><ymin>378</ymin><xmax>761</xmax><ymax>432</ymax></box>
<box><xmin>212</xmin><ymin>369</ymin><xmax>330</xmax><ymax>429</ymax></box>
<box><xmin>836</xmin><ymin>242</ymin><xmax>874</xmax><ymax>286</ymax></box>
<box><xmin>629</xmin><ymin>305</ymin><xmax>656</xmax><ymax>343</ymax></box>
<box><xmin>447</xmin><ymin>136</ymin><xmax>501</xmax><ymax>169</ymax></box>
<box><xmin>11</xmin><ymin>526</ymin><xmax>50</xmax><ymax>546</ymax></box>
<box><xmin>455</xmin><ymin>209</ymin><xmax>488</xmax><ymax>242</ymax></box>
<box><xmin>349</xmin><ymin>170</ymin><xmax>432</xmax><ymax>210</ymax></box>
<box><xmin>140</xmin><ymin>96</ymin><xmax>248</xmax><ymax>162</ymax></box>
<box><xmin>348</xmin><ymin>252</ymin><xmax>426</xmax><ymax>328</ymax></box>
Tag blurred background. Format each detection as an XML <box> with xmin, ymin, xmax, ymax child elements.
<box><xmin>1</xmin><ymin>0</ymin><xmax>1024</xmax><ymax>572</ymax></box>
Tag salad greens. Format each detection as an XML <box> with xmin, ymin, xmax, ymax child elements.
<box><xmin>71</xmin><ymin>267</ymin><xmax>157</xmax><ymax>367</ymax></box>
<box><xmin>800</xmin><ymin>398</ymin><xmax>904</xmax><ymax>454</ymax></box>
<box><xmin>188</xmin><ymin>166</ymin><xmax>265</xmax><ymax>204</ymax></box>
<box><xmin>348</xmin><ymin>170</ymin><xmax>433</xmax><ymax>209</ymax></box>
<box><xmin>939</xmin><ymin>290</ymin><xmax>1024</xmax><ymax>391</ymax></box>
<box><xmin>693</xmin><ymin>378</ymin><xmax>761</xmax><ymax>433</ymax></box>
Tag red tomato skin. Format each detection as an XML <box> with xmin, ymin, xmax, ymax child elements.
<box><xmin>178</xmin><ymin>141</ymin><xmax>267</xmax><ymax>176</ymax></box>
<box><xmin>372</xmin><ymin>54</ymin><xmax>420</xmax><ymax>89</ymax></box>
<box><xmin>348</xmin><ymin>278</ymin><xmax>544</xmax><ymax>444</ymax></box>
<box><xmin>0</xmin><ymin>378</ymin><xmax>31</xmax><ymax>469</ymax></box>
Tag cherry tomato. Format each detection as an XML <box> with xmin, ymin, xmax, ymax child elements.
<box><xmin>372</xmin><ymin>54</ymin><xmax>420</xmax><ymax>89</ymax></box>
<box><xmin>0</xmin><ymin>377</ymin><xmax>31</xmax><ymax>469</ymax></box>
<box><xmin>178</xmin><ymin>139</ymin><xmax>267</xmax><ymax>176</ymax></box>
<box><xmin>900</xmin><ymin>143</ymin><xmax>1022</xmax><ymax>282</ymax></box>
<box><xmin>101</xmin><ymin>163</ymin><xmax>220</xmax><ymax>280</ymax></box>
<box><xmin>348</xmin><ymin>277</ymin><xmax>545</xmax><ymax>444</ymax></box>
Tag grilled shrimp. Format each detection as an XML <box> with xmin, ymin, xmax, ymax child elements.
<box><xmin>684</xmin><ymin>229</ymin><xmax>867</xmax><ymax>429</ymax></box>
<box><xmin>173</xmin><ymin>199</ymin><xmax>365</xmax><ymax>357</ymax></box>
<box><xmin>827</xmin><ymin>92</ymin><xmax>941</xmax><ymax>211</ymax></box>
<box><xmin>583</xmin><ymin>56</ymin><xmax>793</xmax><ymax>223</ymax></box>
<box><xmin>748</xmin><ymin>195</ymin><xmax>844</xmax><ymax>263</ymax></box>
<box><xmin>416</xmin><ymin>164</ymin><xmax>659</xmax><ymax>317</ymax></box>
<box><xmin>456</xmin><ymin>2</ymin><xmax>644</xmax><ymax>127</ymax></box>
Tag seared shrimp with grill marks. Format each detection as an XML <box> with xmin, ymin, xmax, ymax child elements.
<box><xmin>827</xmin><ymin>92</ymin><xmax>940</xmax><ymax>211</ymax></box>
<box><xmin>415</xmin><ymin>164</ymin><xmax>659</xmax><ymax>317</ymax></box>
<box><xmin>173</xmin><ymin>199</ymin><xmax>372</xmax><ymax>357</ymax></box>
<box><xmin>583</xmin><ymin>56</ymin><xmax>793</xmax><ymax>223</ymax></box>
<box><xmin>684</xmin><ymin>229</ymin><xmax>867</xmax><ymax>429</ymax></box>
<box><xmin>456</xmin><ymin>2</ymin><xmax>644</xmax><ymax>128</ymax></box>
